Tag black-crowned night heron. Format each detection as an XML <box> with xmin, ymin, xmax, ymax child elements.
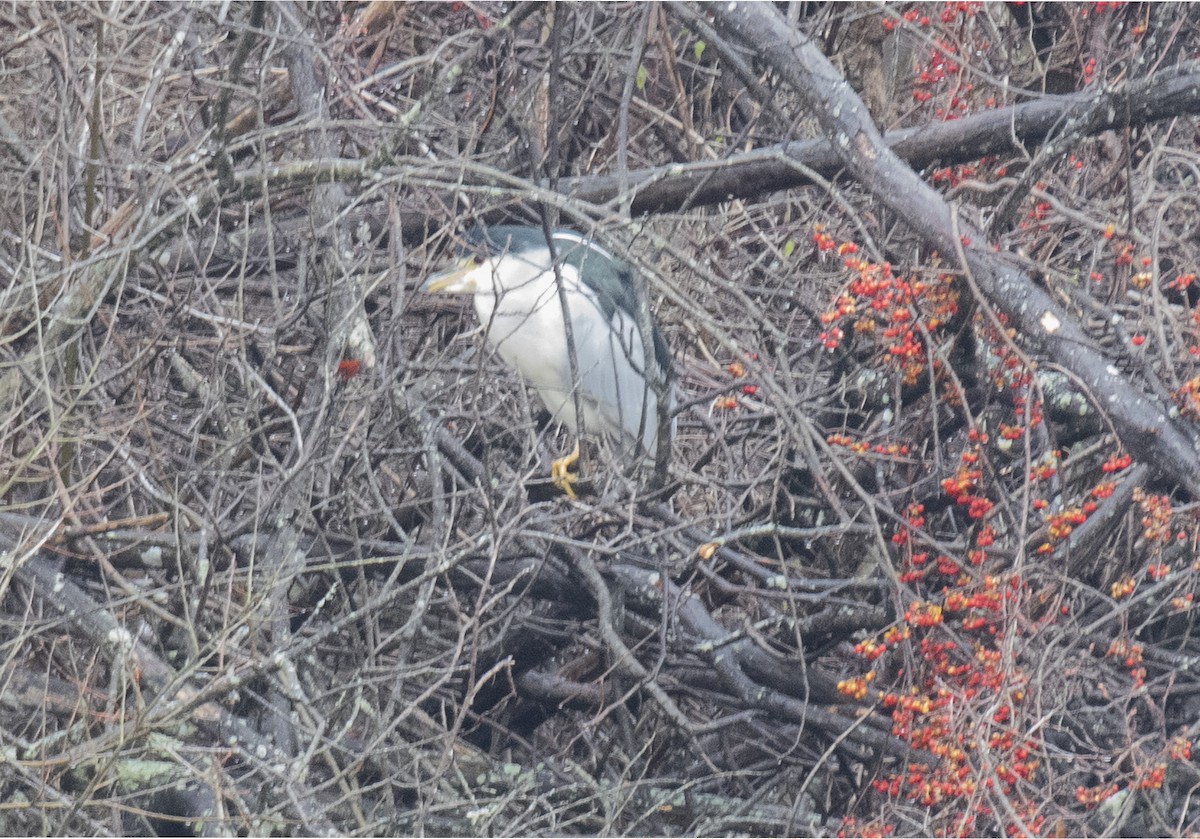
<box><xmin>422</xmin><ymin>225</ymin><xmax>674</xmax><ymax>497</ymax></box>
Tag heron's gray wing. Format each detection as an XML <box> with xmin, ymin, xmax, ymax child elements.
<box><xmin>567</xmin><ymin>292</ymin><xmax>660</xmax><ymax>456</ymax></box>
<box><xmin>557</xmin><ymin>234</ymin><xmax>673</xmax><ymax>378</ymax></box>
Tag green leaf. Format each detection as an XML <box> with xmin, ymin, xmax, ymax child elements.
<box><xmin>783</xmin><ymin>239</ymin><xmax>795</xmax><ymax>259</ymax></box>
<box><xmin>635</xmin><ymin>64</ymin><xmax>648</xmax><ymax>91</ymax></box>
<box><xmin>693</xmin><ymin>40</ymin><xmax>706</xmax><ymax>61</ymax></box>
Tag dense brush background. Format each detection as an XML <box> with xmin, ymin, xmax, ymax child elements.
<box><xmin>2</xmin><ymin>2</ymin><xmax>1200</xmax><ymax>836</ymax></box>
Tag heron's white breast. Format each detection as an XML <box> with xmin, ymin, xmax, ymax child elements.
<box><xmin>472</xmin><ymin>259</ymin><xmax>667</xmax><ymax>452</ymax></box>
<box><xmin>473</xmin><ymin>263</ymin><xmax>576</xmax><ymax>395</ymax></box>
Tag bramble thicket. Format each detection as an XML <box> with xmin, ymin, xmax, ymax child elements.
<box><xmin>1</xmin><ymin>2</ymin><xmax>1199</xmax><ymax>836</ymax></box>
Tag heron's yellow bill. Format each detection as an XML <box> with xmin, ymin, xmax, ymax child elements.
<box><xmin>422</xmin><ymin>256</ymin><xmax>480</xmax><ymax>295</ymax></box>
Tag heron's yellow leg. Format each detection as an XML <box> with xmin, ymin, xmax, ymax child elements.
<box><xmin>551</xmin><ymin>441</ymin><xmax>581</xmax><ymax>499</ymax></box>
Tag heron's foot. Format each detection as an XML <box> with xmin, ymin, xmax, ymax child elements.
<box><xmin>551</xmin><ymin>441</ymin><xmax>581</xmax><ymax>499</ymax></box>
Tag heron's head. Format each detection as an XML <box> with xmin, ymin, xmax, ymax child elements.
<box><xmin>423</xmin><ymin>227</ymin><xmax>555</xmax><ymax>299</ymax></box>
<box><xmin>421</xmin><ymin>251</ymin><xmax>492</xmax><ymax>297</ymax></box>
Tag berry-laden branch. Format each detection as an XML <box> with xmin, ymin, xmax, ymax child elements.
<box><xmin>704</xmin><ymin>1</ymin><xmax>1200</xmax><ymax>499</ymax></box>
<box><xmin>704</xmin><ymin>4</ymin><xmax>1200</xmax><ymax>835</ymax></box>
